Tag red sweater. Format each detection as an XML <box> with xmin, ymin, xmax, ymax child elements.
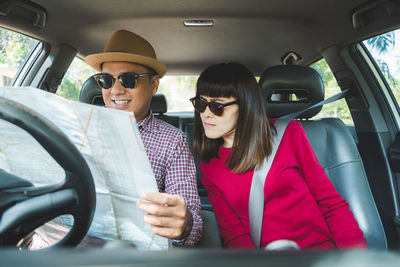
<box><xmin>200</xmin><ymin>120</ymin><xmax>367</xmax><ymax>249</ymax></box>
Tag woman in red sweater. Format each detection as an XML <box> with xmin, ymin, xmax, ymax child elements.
<box><xmin>190</xmin><ymin>62</ymin><xmax>367</xmax><ymax>249</ymax></box>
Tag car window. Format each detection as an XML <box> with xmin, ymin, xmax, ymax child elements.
<box><xmin>158</xmin><ymin>76</ymin><xmax>198</xmax><ymax>112</ymax></box>
<box><xmin>363</xmin><ymin>29</ymin><xmax>400</xmax><ymax>111</ymax></box>
<box><xmin>57</xmin><ymin>57</ymin><xmax>96</xmax><ymax>101</ymax></box>
<box><xmin>55</xmin><ymin>58</ymin><xmax>354</xmax><ymax>125</ymax></box>
<box><xmin>310</xmin><ymin>58</ymin><xmax>354</xmax><ymax>125</ymax></box>
<box><xmin>0</xmin><ymin>27</ymin><xmax>38</xmax><ymax>86</ymax></box>
<box><xmin>158</xmin><ymin>65</ymin><xmax>354</xmax><ymax>124</ymax></box>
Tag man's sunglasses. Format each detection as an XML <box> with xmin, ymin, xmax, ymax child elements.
<box><xmin>190</xmin><ymin>97</ymin><xmax>238</xmax><ymax>116</ymax></box>
<box><xmin>93</xmin><ymin>72</ymin><xmax>153</xmax><ymax>89</ymax></box>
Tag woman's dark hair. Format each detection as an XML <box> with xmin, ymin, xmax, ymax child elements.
<box><xmin>193</xmin><ymin>62</ymin><xmax>274</xmax><ymax>173</ymax></box>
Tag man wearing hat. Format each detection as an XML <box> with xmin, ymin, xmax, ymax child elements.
<box><xmin>86</xmin><ymin>30</ymin><xmax>202</xmax><ymax>247</ymax></box>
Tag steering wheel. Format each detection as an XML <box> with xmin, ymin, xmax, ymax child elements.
<box><xmin>0</xmin><ymin>96</ymin><xmax>96</xmax><ymax>247</ymax></box>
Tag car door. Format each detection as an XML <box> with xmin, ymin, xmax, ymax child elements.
<box><xmin>322</xmin><ymin>28</ymin><xmax>400</xmax><ymax>249</ymax></box>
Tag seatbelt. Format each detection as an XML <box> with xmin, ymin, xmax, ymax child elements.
<box><xmin>248</xmin><ymin>88</ymin><xmax>350</xmax><ymax>248</ymax></box>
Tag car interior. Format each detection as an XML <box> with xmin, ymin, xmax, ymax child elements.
<box><xmin>79</xmin><ymin>61</ymin><xmax>390</xmax><ymax>249</ymax></box>
<box><xmin>1</xmin><ymin>0</ymin><xmax>400</xmax><ymax>266</ymax></box>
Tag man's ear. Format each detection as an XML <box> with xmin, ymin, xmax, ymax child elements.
<box><xmin>151</xmin><ymin>75</ymin><xmax>160</xmax><ymax>96</ymax></box>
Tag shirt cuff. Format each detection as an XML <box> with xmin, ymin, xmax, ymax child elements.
<box><xmin>171</xmin><ymin>237</ymin><xmax>188</xmax><ymax>247</ymax></box>
<box><xmin>172</xmin><ymin>209</ymin><xmax>202</xmax><ymax>247</ymax></box>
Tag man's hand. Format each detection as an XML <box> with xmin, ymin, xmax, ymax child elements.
<box><xmin>138</xmin><ymin>192</ymin><xmax>193</xmax><ymax>240</ymax></box>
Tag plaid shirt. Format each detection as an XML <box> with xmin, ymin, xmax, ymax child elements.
<box><xmin>138</xmin><ymin>112</ymin><xmax>202</xmax><ymax>247</ymax></box>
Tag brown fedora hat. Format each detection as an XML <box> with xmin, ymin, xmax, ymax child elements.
<box><xmin>85</xmin><ymin>30</ymin><xmax>167</xmax><ymax>77</ymax></box>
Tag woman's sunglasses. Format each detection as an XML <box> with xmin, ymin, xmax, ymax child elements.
<box><xmin>93</xmin><ymin>72</ymin><xmax>153</xmax><ymax>89</ymax></box>
<box><xmin>190</xmin><ymin>97</ymin><xmax>238</xmax><ymax>116</ymax></box>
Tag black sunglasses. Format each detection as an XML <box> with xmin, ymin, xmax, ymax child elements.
<box><xmin>93</xmin><ymin>72</ymin><xmax>153</xmax><ymax>89</ymax></box>
<box><xmin>190</xmin><ymin>97</ymin><xmax>238</xmax><ymax>116</ymax></box>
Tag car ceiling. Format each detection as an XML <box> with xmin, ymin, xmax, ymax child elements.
<box><xmin>1</xmin><ymin>0</ymin><xmax>399</xmax><ymax>75</ymax></box>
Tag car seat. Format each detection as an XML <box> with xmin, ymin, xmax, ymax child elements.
<box><xmin>259</xmin><ymin>65</ymin><xmax>387</xmax><ymax>249</ymax></box>
<box><xmin>79</xmin><ymin>76</ymin><xmax>105</xmax><ymax>106</ymax></box>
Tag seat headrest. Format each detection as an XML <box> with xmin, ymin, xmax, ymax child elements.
<box><xmin>259</xmin><ymin>65</ymin><xmax>324</xmax><ymax>119</ymax></box>
<box><xmin>79</xmin><ymin>76</ymin><xmax>168</xmax><ymax>114</ymax></box>
<box><xmin>79</xmin><ymin>76</ymin><xmax>105</xmax><ymax>106</ymax></box>
<box><xmin>150</xmin><ymin>94</ymin><xmax>167</xmax><ymax>114</ymax></box>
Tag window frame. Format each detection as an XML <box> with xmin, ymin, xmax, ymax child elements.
<box><xmin>357</xmin><ymin>42</ymin><xmax>400</xmax><ymax>130</ymax></box>
<box><xmin>11</xmin><ymin>40</ymin><xmax>47</xmax><ymax>87</ymax></box>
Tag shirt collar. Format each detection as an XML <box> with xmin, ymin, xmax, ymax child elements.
<box><xmin>137</xmin><ymin>110</ymin><xmax>160</xmax><ymax>133</ymax></box>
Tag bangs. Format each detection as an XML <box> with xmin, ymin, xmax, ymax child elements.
<box><xmin>196</xmin><ymin>63</ymin><xmax>239</xmax><ymax>99</ymax></box>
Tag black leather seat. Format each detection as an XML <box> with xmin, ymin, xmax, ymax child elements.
<box><xmin>79</xmin><ymin>76</ymin><xmax>179</xmax><ymax>128</ymax></box>
<box><xmin>79</xmin><ymin>76</ymin><xmax>105</xmax><ymax>106</ymax></box>
<box><xmin>149</xmin><ymin>94</ymin><xmax>179</xmax><ymax>128</ymax></box>
<box><xmin>259</xmin><ymin>65</ymin><xmax>387</xmax><ymax>250</ymax></box>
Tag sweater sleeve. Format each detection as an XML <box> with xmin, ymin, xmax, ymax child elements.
<box><xmin>289</xmin><ymin>121</ymin><xmax>367</xmax><ymax>249</ymax></box>
<box><xmin>201</xmin><ymin>167</ymin><xmax>255</xmax><ymax>248</ymax></box>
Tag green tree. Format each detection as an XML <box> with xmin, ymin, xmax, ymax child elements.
<box><xmin>309</xmin><ymin>58</ymin><xmax>334</xmax><ymax>82</ymax></box>
<box><xmin>310</xmin><ymin>59</ymin><xmax>353</xmax><ymax>125</ymax></box>
<box><xmin>377</xmin><ymin>59</ymin><xmax>400</xmax><ymax>89</ymax></box>
<box><xmin>56</xmin><ymin>57</ymin><xmax>96</xmax><ymax>101</ymax></box>
<box><xmin>0</xmin><ymin>27</ymin><xmax>95</xmax><ymax>98</ymax></box>
<box><xmin>365</xmin><ymin>31</ymin><xmax>400</xmax><ymax>105</ymax></box>
<box><xmin>0</xmin><ymin>28</ymin><xmax>38</xmax><ymax>86</ymax></box>
<box><xmin>0</xmin><ymin>28</ymin><xmax>37</xmax><ymax>66</ymax></box>
<box><xmin>367</xmin><ymin>32</ymin><xmax>395</xmax><ymax>55</ymax></box>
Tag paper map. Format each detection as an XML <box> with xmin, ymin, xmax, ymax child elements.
<box><xmin>0</xmin><ymin>86</ymin><xmax>168</xmax><ymax>250</ymax></box>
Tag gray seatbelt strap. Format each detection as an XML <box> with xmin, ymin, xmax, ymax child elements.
<box><xmin>248</xmin><ymin>117</ymin><xmax>291</xmax><ymax>248</ymax></box>
<box><xmin>248</xmin><ymin>88</ymin><xmax>349</xmax><ymax>248</ymax></box>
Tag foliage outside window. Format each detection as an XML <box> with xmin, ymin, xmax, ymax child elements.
<box><xmin>363</xmin><ymin>29</ymin><xmax>400</xmax><ymax>107</ymax></box>
<box><xmin>0</xmin><ymin>27</ymin><xmax>38</xmax><ymax>86</ymax></box>
<box><xmin>57</xmin><ymin>57</ymin><xmax>96</xmax><ymax>101</ymax></box>
<box><xmin>310</xmin><ymin>59</ymin><xmax>353</xmax><ymax>125</ymax></box>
